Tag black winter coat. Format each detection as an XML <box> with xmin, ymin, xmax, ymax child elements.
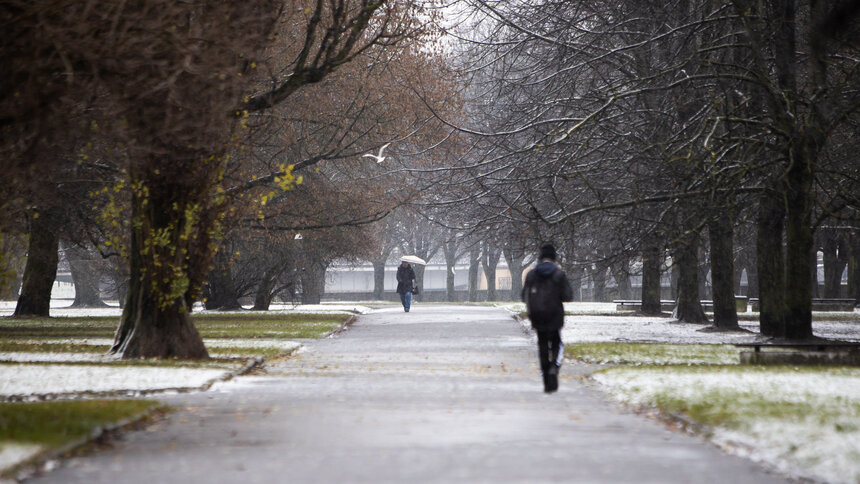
<box><xmin>521</xmin><ymin>261</ymin><xmax>574</xmax><ymax>330</ymax></box>
<box><xmin>396</xmin><ymin>264</ymin><xmax>416</xmax><ymax>294</ymax></box>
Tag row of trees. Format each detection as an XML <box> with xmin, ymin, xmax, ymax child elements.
<box><xmin>1</xmin><ymin>0</ymin><xmax>457</xmax><ymax>358</ymax></box>
<box><xmin>421</xmin><ymin>0</ymin><xmax>860</xmax><ymax>340</ymax></box>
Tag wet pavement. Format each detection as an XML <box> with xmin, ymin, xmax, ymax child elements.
<box><xmin>28</xmin><ymin>305</ymin><xmax>787</xmax><ymax>483</ymax></box>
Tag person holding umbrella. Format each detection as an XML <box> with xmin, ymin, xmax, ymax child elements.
<box><xmin>396</xmin><ymin>256</ymin><xmax>421</xmax><ymax>312</ymax></box>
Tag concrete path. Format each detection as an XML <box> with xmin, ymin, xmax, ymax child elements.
<box><xmin>29</xmin><ymin>305</ymin><xmax>787</xmax><ymax>483</ymax></box>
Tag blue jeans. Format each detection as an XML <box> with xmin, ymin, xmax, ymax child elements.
<box><xmin>399</xmin><ymin>291</ymin><xmax>412</xmax><ymax>312</ymax></box>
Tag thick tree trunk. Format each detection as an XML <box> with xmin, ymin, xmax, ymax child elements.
<box><xmin>110</xmin><ymin>186</ymin><xmax>209</xmax><ymax>359</ymax></box>
<box><xmin>708</xmin><ymin>214</ymin><xmax>739</xmax><ymax>330</ymax></box>
<box><xmin>783</xmin><ymin>149</ymin><xmax>814</xmax><ymax>340</ymax></box>
<box><xmin>252</xmin><ymin>268</ymin><xmax>276</xmax><ymax>310</ymax></box>
<box><xmin>640</xmin><ymin>241</ymin><xmax>663</xmax><ymax>315</ymax></box>
<box><xmin>468</xmin><ymin>245</ymin><xmax>480</xmax><ymax>302</ymax></box>
<box><xmin>757</xmin><ymin>189</ymin><xmax>786</xmax><ymax>337</ymax></box>
<box><xmin>503</xmin><ymin>247</ymin><xmax>524</xmax><ymax>302</ymax></box>
<box><xmin>14</xmin><ymin>213</ymin><xmax>60</xmax><ymax>317</ymax></box>
<box><xmin>67</xmin><ymin>245</ymin><xmax>108</xmax><ymax>308</ymax></box>
<box><xmin>205</xmin><ymin>249</ymin><xmax>242</xmax><ymax>310</ymax></box>
<box><xmin>673</xmin><ymin>232</ymin><xmax>708</xmax><ymax>323</ymax></box>
<box><xmin>300</xmin><ymin>260</ymin><xmax>327</xmax><ymax>305</ymax></box>
<box><xmin>372</xmin><ymin>260</ymin><xmax>386</xmax><ymax>300</ymax></box>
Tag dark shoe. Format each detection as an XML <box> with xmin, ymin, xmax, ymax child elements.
<box><xmin>546</xmin><ymin>373</ymin><xmax>558</xmax><ymax>392</ymax></box>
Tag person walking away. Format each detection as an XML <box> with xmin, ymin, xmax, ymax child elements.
<box><xmin>396</xmin><ymin>260</ymin><xmax>417</xmax><ymax>312</ymax></box>
<box><xmin>522</xmin><ymin>243</ymin><xmax>573</xmax><ymax>393</ymax></box>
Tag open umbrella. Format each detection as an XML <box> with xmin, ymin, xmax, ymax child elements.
<box><xmin>400</xmin><ymin>255</ymin><xmax>426</xmax><ymax>265</ymax></box>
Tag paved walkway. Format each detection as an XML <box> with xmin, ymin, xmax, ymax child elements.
<box><xmin>30</xmin><ymin>305</ymin><xmax>786</xmax><ymax>483</ymax></box>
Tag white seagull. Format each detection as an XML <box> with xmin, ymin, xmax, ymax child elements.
<box><xmin>363</xmin><ymin>142</ymin><xmax>391</xmax><ymax>163</ymax></box>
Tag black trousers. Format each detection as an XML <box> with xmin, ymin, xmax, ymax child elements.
<box><xmin>536</xmin><ymin>330</ymin><xmax>563</xmax><ymax>374</ymax></box>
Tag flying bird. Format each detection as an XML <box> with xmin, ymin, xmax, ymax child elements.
<box><xmin>363</xmin><ymin>143</ymin><xmax>391</xmax><ymax>163</ymax></box>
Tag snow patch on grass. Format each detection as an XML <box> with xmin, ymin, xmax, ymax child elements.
<box><xmin>0</xmin><ymin>443</ymin><xmax>43</xmax><ymax>473</ymax></box>
<box><xmin>0</xmin><ymin>352</ymin><xmax>117</xmax><ymax>363</ymax></box>
<box><xmin>0</xmin><ymin>365</ymin><xmax>229</xmax><ymax>397</ymax></box>
<box><xmin>562</xmin><ymin>316</ymin><xmax>859</xmax><ymax>344</ymax></box>
<box><xmin>594</xmin><ymin>367</ymin><xmax>860</xmax><ymax>483</ymax></box>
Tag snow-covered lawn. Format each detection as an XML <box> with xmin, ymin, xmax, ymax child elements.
<box><xmin>0</xmin><ymin>364</ymin><xmax>229</xmax><ymax>397</ymax></box>
<box><xmin>561</xmin><ymin>315</ymin><xmax>859</xmax><ymax>344</ymax></box>
<box><xmin>0</xmin><ymin>301</ymin><xmax>371</xmax><ymax>317</ymax></box>
<box><xmin>594</xmin><ymin>367</ymin><xmax>860</xmax><ymax>484</ymax></box>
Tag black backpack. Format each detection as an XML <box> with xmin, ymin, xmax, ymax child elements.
<box><xmin>526</xmin><ymin>269</ymin><xmax>563</xmax><ymax>321</ymax></box>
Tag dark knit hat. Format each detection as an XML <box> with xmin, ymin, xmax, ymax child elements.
<box><xmin>539</xmin><ymin>242</ymin><xmax>557</xmax><ymax>261</ymax></box>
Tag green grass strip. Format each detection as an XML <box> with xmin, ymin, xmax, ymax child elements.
<box><xmin>566</xmin><ymin>342</ymin><xmax>740</xmax><ymax>365</ymax></box>
<box><xmin>0</xmin><ymin>313</ymin><xmax>349</xmax><ymax>340</ymax></box>
<box><xmin>0</xmin><ymin>400</ymin><xmax>162</xmax><ymax>446</ymax></box>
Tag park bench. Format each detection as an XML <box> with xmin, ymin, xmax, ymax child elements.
<box><xmin>613</xmin><ymin>300</ymin><xmax>676</xmax><ymax>312</ymax></box>
<box><xmin>749</xmin><ymin>298</ymin><xmax>856</xmax><ymax>312</ymax></box>
<box><xmin>734</xmin><ymin>341</ymin><xmax>860</xmax><ymax>366</ymax></box>
<box><xmin>614</xmin><ymin>296</ymin><xmax>748</xmax><ymax>313</ymax></box>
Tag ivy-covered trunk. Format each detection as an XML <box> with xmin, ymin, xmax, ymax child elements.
<box><xmin>708</xmin><ymin>213</ymin><xmax>739</xmax><ymax>330</ymax></box>
<box><xmin>110</xmin><ymin>179</ymin><xmax>209</xmax><ymax>359</ymax></box>
<box><xmin>14</xmin><ymin>212</ymin><xmax>60</xmax><ymax>317</ymax></box>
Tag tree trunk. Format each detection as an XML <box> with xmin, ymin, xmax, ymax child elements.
<box><xmin>783</xmin><ymin>147</ymin><xmax>814</xmax><ymax>340</ymax></box>
<box><xmin>503</xmin><ymin>247</ymin><xmax>524</xmax><ymax>302</ymax></box>
<box><xmin>850</xmin><ymin>232</ymin><xmax>860</xmax><ymax>306</ymax></box>
<box><xmin>672</xmin><ymin>232</ymin><xmax>708</xmax><ymax>323</ymax></box>
<box><xmin>708</xmin><ymin>214</ymin><xmax>739</xmax><ymax>330</ymax></box>
<box><xmin>14</xmin><ymin>213</ymin><xmax>60</xmax><ymax>317</ymax></box>
<box><xmin>612</xmin><ymin>259</ymin><xmax>632</xmax><ymax>300</ymax></box>
<box><xmin>0</xmin><ymin>233</ymin><xmax>26</xmax><ymax>301</ymax></box>
<box><xmin>300</xmin><ymin>260</ymin><xmax>327</xmax><ymax>305</ymax></box>
<box><xmin>204</xmin><ymin>248</ymin><xmax>242</xmax><ymax>310</ymax></box>
<box><xmin>468</xmin><ymin>245</ymin><xmax>480</xmax><ymax>302</ymax></box>
<box><xmin>252</xmin><ymin>268</ymin><xmax>276</xmax><ymax>310</ymax></box>
<box><xmin>110</xmin><ymin>184</ymin><xmax>209</xmax><ymax>359</ymax></box>
<box><xmin>372</xmin><ymin>260</ymin><xmax>386</xmax><ymax>300</ymax></box>
<box><xmin>481</xmin><ymin>242</ymin><xmax>500</xmax><ymax>301</ymax></box>
<box><xmin>67</xmin><ymin>245</ymin><xmax>108</xmax><ymax>308</ymax></box>
<box><xmin>757</xmin><ymin>189</ymin><xmax>786</xmax><ymax>337</ymax></box>
<box><xmin>444</xmin><ymin>238</ymin><xmax>458</xmax><ymax>302</ymax></box>
<box><xmin>640</xmin><ymin>241</ymin><xmax>663</xmax><ymax>315</ymax></box>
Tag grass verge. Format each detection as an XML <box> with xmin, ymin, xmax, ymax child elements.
<box><xmin>565</xmin><ymin>342</ymin><xmax>740</xmax><ymax>365</ymax></box>
<box><xmin>0</xmin><ymin>312</ymin><xmax>349</xmax><ymax>340</ymax></box>
<box><xmin>576</xmin><ymin>341</ymin><xmax>860</xmax><ymax>483</ymax></box>
<box><xmin>0</xmin><ymin>399</ymin><xmax>162</xmax><ymax>446</ymax></box>
<box><xmin>0</xmin><ymin>399</ymin><xmax>166</xmax><ymax>477</ymax></box>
